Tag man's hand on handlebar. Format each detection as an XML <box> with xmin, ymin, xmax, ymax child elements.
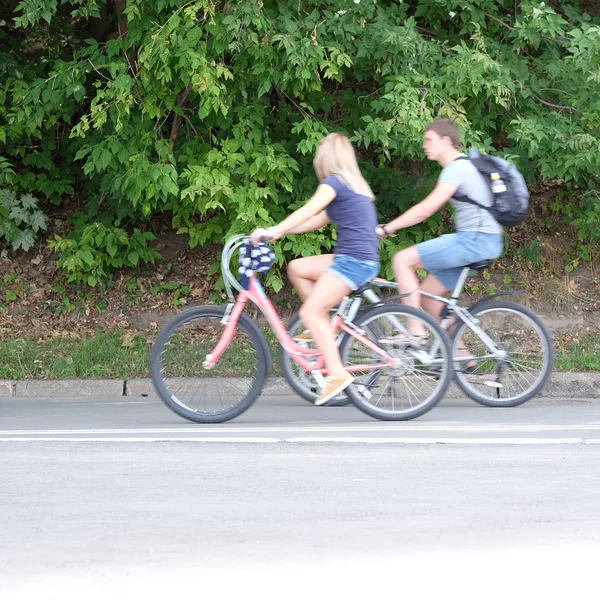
<box><xmin>376</xmin><ymin>224</ymin><xmax>391</xmax><ymax>238</ymax></box>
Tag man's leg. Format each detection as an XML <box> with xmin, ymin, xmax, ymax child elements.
<box><xmin>392</xmin><ymin>246</ymin><xmax>426</xmax><ymax>335</ymax></box>
<box><xmin>420</xmin><ymin>274</ymin><xmax>448</xmax><ymax>320</ymax></box>
<box><xmin>422</xmin><ymin>273</ymin><xmax>475</xmax><ymax>370</ymax></box>
<box><xmin>287</xmin><ymin>254</ymin><xmax>334</xmax><ymax>301</ymax></box>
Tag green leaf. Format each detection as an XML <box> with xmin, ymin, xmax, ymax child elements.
<box><xmin>79</xmin><ymin>249</ymin><xmax>95</xmax><ymax>266</ymax></box>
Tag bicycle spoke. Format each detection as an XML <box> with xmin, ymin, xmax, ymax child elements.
<box><xmin>341</xmin><ymin>306</ymin><xmax>452</xmax><ymax>420</ymax></box>
<box><xmin>155</xmin><ymin>312</ymin><xmax>262</xmax><ymax>418</ymax></box>
<box><xmin>453</xmin><ymin>301</ymin><xmax>553</xmax><ymax>406</ymax></box>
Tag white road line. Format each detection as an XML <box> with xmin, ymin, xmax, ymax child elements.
<box><xmin>0</xmin><ymin>437</ymin><xmax>281</xmax><ymax>443</ymax></box>
<box><xmin>2</xmin><ymin>423</ymin><xmax>600</xmax><ymax>435</ymax></box>
<box><xmin>0</xmin><ymin>437</ymin><xmax>599</xmax><ymax>445</ymax></box>
<box><xmin>287</xmin><ymin>437</ymin><xmax>590</xmax><ymax>445</ymax></box>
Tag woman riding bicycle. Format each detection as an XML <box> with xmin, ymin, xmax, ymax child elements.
<box><xmin>251</xmin><ymin>133</ymin><xmax>379</xmax><ymax>405</ymax></box>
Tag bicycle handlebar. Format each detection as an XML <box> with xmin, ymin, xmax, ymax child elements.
<box><xmin>221</xmin><ymin>234</ymin><xmax>249</xmax><ymax>302</ymax></box>
<box><xmin>220</xmin><ymin>235</ymin><xmax>399</xmax><ymax>303</ymax></box>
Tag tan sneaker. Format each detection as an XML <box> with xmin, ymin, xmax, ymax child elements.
<box><xmin>293</xmin><ymin>330</ymin><xmax>313</xmax><ymax>342</ymax></box>
<box><xmin>315</xmin><ymin>372</ymin><xmax>354</xmax><ymax>406</ymax></box>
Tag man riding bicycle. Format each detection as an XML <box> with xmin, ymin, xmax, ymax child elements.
<box><xmin>376</xmin><ymin>119</ymin><xmax>504</xmax><ymax>346</ymax></box>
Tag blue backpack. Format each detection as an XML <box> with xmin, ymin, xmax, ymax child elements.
<box><xmin>454</xmin><ymin>148</ymin><xmax>529</xmax><ymax>228</ymax></box>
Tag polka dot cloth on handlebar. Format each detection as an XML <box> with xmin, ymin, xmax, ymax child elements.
<box><xmin>238</xmin><ymin>241</ymin><xmax>276</xmax><ymax>290</ymax></box>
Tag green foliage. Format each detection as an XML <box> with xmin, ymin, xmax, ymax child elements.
<box><xmin>2</xmin><ymin>1</ymin><xmax>600</xmax><ymax>286</ymax></box>
<box><xmin>519</xmin><ymin>240</ymin><xmax>544</xmax><ymax>270</ymax></box>
<box><xmin>0</xmin><ymin>189</ymin><xmax>48</xmax><ymax>252</ymax></box>
<box><xmin>566</xmin><ymin>191</ymin><xmax>600</xmax><ymax>246</ymax></box>
<box><xmin>48</xmin><ymin>220</ymin><xmax>161</xmax><ymax>286</ymax></box>
<box><xmin>0</xmin><ymin>273</ymin><xmax>25</xmax><ymax>311</ymax></box>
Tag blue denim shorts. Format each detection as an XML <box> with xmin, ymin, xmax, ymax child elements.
<box><xmin>416</xmin><ymin>231</ymin><xmax>504</xmax><ymax>290</ymax></box>
<box><xmin>327</xmin><ymin>254</ymin><xmax>380</xmax><ymax>290</ymax></box>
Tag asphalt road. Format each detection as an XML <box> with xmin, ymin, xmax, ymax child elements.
<box><xmin>1</xmin><ymin>395</ymin><xmax>599</xmax><ymax>599</ymax></box>
<box><xmin>1</xmin><ymin>393</ymin><xmax>600</xmax><ymax>443</ymax></box>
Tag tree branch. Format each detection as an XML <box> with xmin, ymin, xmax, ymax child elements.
<box><xmin>532</xmin><ymin>94</ymin><xmax>577</xmax><ymax>112</ymax></box>
<box><xmin>169</xmin><ymin>84</ymin><xmax>194</xmax><ymax>150</ymax></box>
<box><xmin>540</xmin><ymin>87</ymin><xmax>575</xmax><ymax>97</ymax></box>
<box><xmin>484</xmin><ymin>12</ymin><xmax>567</xmax><ymax>45</ymax></box>
<box><xmin>485</xmin><ymin>12</ymin><xmax>515</xmax><ymax>31</ymax></box>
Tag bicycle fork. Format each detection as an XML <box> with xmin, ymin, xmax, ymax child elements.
<box><xmin>441</xmin><ymin>306</ymin><xmax>508</xmax><ymax>392</ymax></box>
<box><xmin>202</xmin><ymin>299</ymin><xmax>247</xmax><ymax>369</ymax></box>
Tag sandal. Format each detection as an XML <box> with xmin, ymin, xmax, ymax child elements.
<box><xmin>378</xmin><ymin>333</ymin><xmax>429</xmax><ymax>349</ymax></box>
<box><xmin>457</xmin><ymin>346</ymin><xmax>477</xmax><ymax>373</ymax></box>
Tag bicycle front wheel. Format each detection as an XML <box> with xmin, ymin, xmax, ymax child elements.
<box><xmin>151</xmin><ymin>305</ymin><xmax>267</xmax><ymax>423</ymax></box>
<box><xmin>452</xmin><ymin>300</ymin><xmax>554</xmax><ymax>407</ymax></box>
<box><xmin>340</xmin><ymin>305</ymin><xmax>453</xmax><ymax>421</ymax></box>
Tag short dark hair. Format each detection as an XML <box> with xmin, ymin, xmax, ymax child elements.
<box><xmin>424</xmin><ymin>119</ymin><xmax>461</xmax><ymax>149</ymax></box>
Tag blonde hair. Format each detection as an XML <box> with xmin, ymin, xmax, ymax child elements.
<box><xmin>313</xmin><ymin>133</ymin><xmax>375</xmax><ymax>200</ymax></box>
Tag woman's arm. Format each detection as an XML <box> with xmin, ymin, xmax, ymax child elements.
<box><xmin>251</xmin><ymin>184</ymin><xmax>335</xmax><ymax>243</ymax></box>
<box><xmin>274</xmin><ymin>184</ymin><xmax>335</xmax><ymax>234</ymax></box>
<box><xmin>282</xmin><ymin>210</ymin><xmax>330</xmax><ymax>235</ymax></box>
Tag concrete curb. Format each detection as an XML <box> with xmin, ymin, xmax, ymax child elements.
<box><xmin>1</xmin><ymin>372</ymin><xmax>599</xmax><ymax>400</ymax></box>
<box><xmin>11</xmin><ymin>380</ymin><xmax>124</xmax><ymax>398</ymax></box>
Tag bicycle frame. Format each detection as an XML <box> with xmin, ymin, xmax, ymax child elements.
<box><xmin>367</xmin><ymin>269</ymin><xmax>508</xmax><ymax>364</ymax></box>
<box><xmin>204</xmin><ymin>274</ymin><xmax>398</xmax><ymax>377</ymax></box>
<box><xmin>422</xmin><ymin>268</ymin><xmax>506</xmax><ymax>363</ymax></box>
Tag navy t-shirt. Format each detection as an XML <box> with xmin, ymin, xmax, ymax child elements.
<box><xmin>321</xmin><ymin>175</ymin><xmax>379</xmax><ymax>262</ymax></box>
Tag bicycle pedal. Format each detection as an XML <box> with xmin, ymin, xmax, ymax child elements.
<box><xmin>355</xmin><ymin>384</ymin><xmax>373</xmax><ymax>399</ymax></box>
<box><xmin>409</xmin><ymin>350</ymin><xmax>433</xmax><ymax>364</ymax></box>
<box><xmin>483</xmin><ymin>380</ymin><xmax>503</xmax><ymax>389</ymax></box>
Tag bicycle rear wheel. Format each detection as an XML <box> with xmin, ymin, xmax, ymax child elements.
<box><xmin>278</xmin><ymin>311</ymin><xmax>351</xmax><ymax>407</ymax></box>
<box><xmin>340</xmin><ymin>305</ymin><xmax>452</xmax><ymax>421</ymax></box>
<box><xmin>151</xmin><ymin>305</ymin><xmax>267</xmax><ymax>423</ymax></box>
<box><xmin>452</xmin><ymin>300</ymin><xmax>554</xmax><ymax>407</ymax></box>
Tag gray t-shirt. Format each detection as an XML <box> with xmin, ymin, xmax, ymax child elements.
<box><xmin>439</xmin><ymin>155</ymin><xmax>503</xmax><ymax>235</ymax></box>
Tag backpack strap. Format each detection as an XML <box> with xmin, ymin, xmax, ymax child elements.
<box><xmin>449</xmin><ymin>155</ymin><xmax>490</xmax><ymax>212</ymax></box>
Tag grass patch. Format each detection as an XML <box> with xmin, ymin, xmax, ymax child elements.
<box><xmin>0</xmin><ymin>332</ymin><xmax>151</xmax><ymax>380</ymax></box>
<box><xmin>0</xmin><ymin>331</ymin><xmax>598</xmax><ymax>380</ymax></box>
<box><xmin>554</xmin><ymin>335</ymin><xmax>600</xmax><ymax>372</ymax></box>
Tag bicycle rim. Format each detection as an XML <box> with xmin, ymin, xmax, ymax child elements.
<box><xmin>453</xmin><ymin>301</ymin><xmax>554</xmax><ymax>407</ymax></box>
<box><xmin>340</xmin><ymin>305</ymin><xmax>452</xmax><ymax>420</ymax></box>
<box><xmin>151</xmin><ymin>306</ymin><xmax>267</xmax><ymax>423</ymax></box>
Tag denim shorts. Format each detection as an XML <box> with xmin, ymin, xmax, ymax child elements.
<box><xmin>327</xmin><ymin>254</ymin><xmax>380</xmax><ymax>291</ymax></box>
<box><xmin>416</xmin><ymin>231</ymin><xmax>504</xmax><ymax>290</ymax></box>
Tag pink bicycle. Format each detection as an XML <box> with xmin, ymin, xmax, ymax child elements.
<box><xmin>151</xmin><ymin>235</ymin><xmax>453</xmax><ymax>423</ymax></box>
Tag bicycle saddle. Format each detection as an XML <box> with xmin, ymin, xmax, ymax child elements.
<box><xmin>352</xmin><ymin>282</ymin><xmax>373</xmax><ymax>296</ymax></box>
<box><xmin>466</xmin><ymin>259</ymin><xmax>493</xmax><ymax>271</ymax></box>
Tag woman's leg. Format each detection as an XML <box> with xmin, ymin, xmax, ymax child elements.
<box><xmin>299</xmin><ymin>272</ymin><xmax>354</xmax><ymax>404</ymax></box>
<box><xmin>287</xmin><ymin>254</ymin><xmax>334</xmax><ymax>301</ymax></box>
<box><xmin>299</xmin><ymin>273</ymin><xmax>351</xmax><ymax>377</ymax></box>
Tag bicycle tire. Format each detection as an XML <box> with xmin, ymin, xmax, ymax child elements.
<box><xmin>151</xmin><ymin>305</ymin><xmax>268</xmax><ymax>423</ymax></box>
<box><xmin>452</xmin><ymin>300</ymin><xmax>554</xmax><ymax>407</ymax></box>
<box><xmin>340</xmin><ymin>304</ymin><xmax>453</xmax><ymax>421</ymax></box>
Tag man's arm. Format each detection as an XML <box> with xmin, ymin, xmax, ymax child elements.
<box><xmin>381</xmin><ymin>182</ymin><xmax>458</xmax><ymax>235</ymax></box>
